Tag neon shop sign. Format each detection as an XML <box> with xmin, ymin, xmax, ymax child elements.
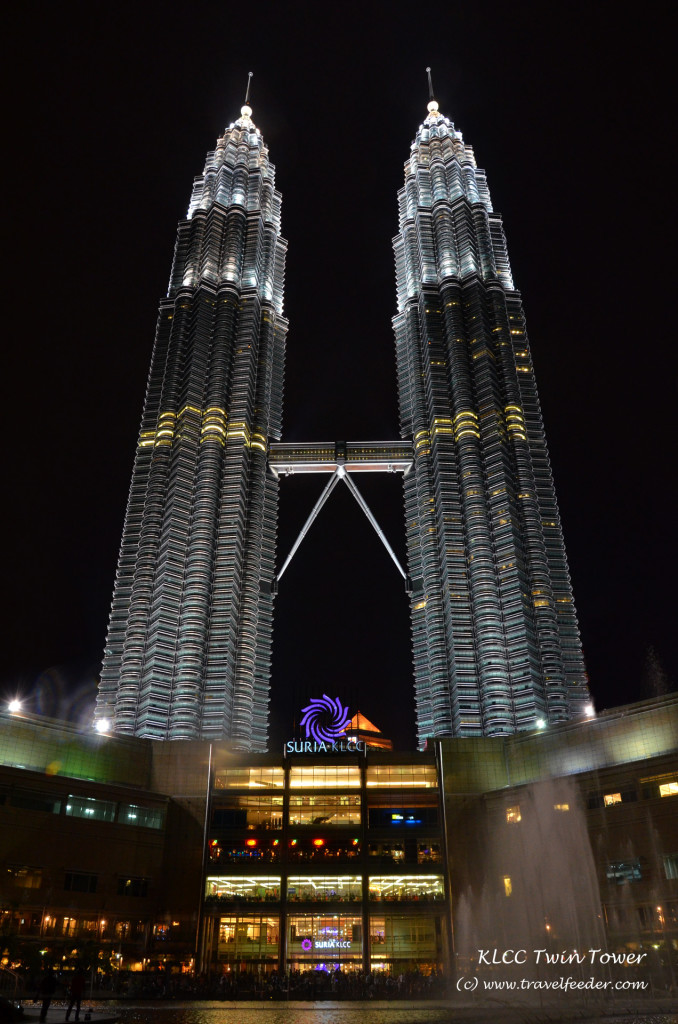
<box><xmin>284</xmin><ymin>696</ymin><xmax>365</xmax><ymax>754</ymax></box>
<box><xmin>301</xmin><ymin>938</ymin><xmax>352</xmax><ymax>950</ymax></box>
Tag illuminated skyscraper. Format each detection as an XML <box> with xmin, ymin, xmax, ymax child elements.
<box><xmin>95</xmin><ymin>96</ymin><xmax>288</xmax><ymax>748</ymax></box>
<box><xmin>96</xmin><ymin>81</ymin><xmax>590</xmax><ymax>751</ymax></box>
<box><xmin>393</xmin><ymin>89</ymin><xmax>590</xmax><ymax>740</ymax></box>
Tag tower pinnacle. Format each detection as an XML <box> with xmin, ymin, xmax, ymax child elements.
<box><xmin>241</xmin><ymin>71</ymin><xmax>253</xmax><ymax>119</ymax></box>
<box><xmin>425</xmin><ymin>67</ymin><xmax>439</xmax><ymax>117</ymax></box>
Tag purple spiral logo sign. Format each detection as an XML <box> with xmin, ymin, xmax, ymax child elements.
<box><xmin>301</xmin><ymin>938</ymin><xmax>313</xmax><ymax>951</ymax></box>
<box><xmin>300</xmin><ymin>695</ymin><xmax>351</xmax><ymax>743</ymax></box>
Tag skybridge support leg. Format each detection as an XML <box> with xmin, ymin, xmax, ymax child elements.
<box><xmin>276</xmin><ymin>470</ymin><xmax>342</xmax><ymax>583</ymax></box>
<box><xmin>339</xmin><ymin>468</ymin><xmax>407</xmax><ymax>581</ymax></box>
<box><xmin>276</xmin><ymin>466</ymin><xmax>408</xmax><ymax>587</ymax></box>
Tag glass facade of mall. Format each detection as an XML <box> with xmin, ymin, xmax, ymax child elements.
<box><xmin>200</xmin><ymin>752</ymin><xmax>449</xmax><ymax>974</ymax></box>
<box><xmin>2</xmin><ymin>698</ymin><xmax>675</xmax><ymax>982</ymax></box>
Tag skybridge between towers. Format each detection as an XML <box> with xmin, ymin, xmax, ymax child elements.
<box><xmin>268</xmin><ymin>441</ymin><xmax>414</xmax><ymax>476</ymax></box>
<box><xmin>269</xmin><ymin>441</ymin><xmax>413</xmax><ymax>589</ymax></box>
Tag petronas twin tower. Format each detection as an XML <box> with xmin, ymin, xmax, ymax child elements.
<box><xmin>95</xmin><ymin>85</ymin><xmax>590</xmax><ymax>749</ymax></box>
<box><xmin>97</xmin><ymin>100</ymin><xmax>286</xmax><ymax>749</ymax></box>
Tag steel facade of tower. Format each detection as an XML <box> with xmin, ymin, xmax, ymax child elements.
<box><xmin>95</xmin><ymin>104</ymin><xmax>288</xmax><ymax>749</ymax></box>
<box><xmin>393</xmin><ymin>99</ymin><xmax>589</xmax><ymax>741</ymax></box>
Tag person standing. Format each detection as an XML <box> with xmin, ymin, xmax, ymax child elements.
<box><xmin>38</xmin><ymin>968</ymin><xmax>57</xmax><ymax>1022</ymax></box>
<box><xmin>65</xmin><ymin>967</ymin><xmax>87</xmax><ymax>1021</ymax></box>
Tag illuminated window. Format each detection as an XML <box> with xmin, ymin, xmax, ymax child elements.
<box><xmin>288</xmin><ymin>915</ymin><xmax>362</xmax><ymax>961</ymax></box>
<box><xmin>287</xmin><ymin>876</ymin><xmax>362</xmax><ymax>902</ymax></box>
<box><xmin>118</xmin><ymin>804</ymin><xmax>164</xmax><ymax>829</ymax></box>
<box><xmin>289</xmin><ymin>766</ymin><xmax>361</xmax><ymax>789</ymax></box>
<box><xmin>218</xmin><ymin>916</ymin><xmax>279</xmax><ymax>958</ymax></box>
<box><xmin>212</xmin><ymin>795</ymin><xmax>283</xmax><ymax>829</ymax></box>
<box><xmin>65</xmin><ymin>795</ymin><xmax>116</xmax><ymax>822</ymax></box>
<box><xmin>553</xmin><ymin>804</ymin><xmax>570</xmax><ymax>812</ymax></box>
<box><xmin>368</xmin><ymin>843</ymin><xmax>405</xmax><ymax>862</ymax></box>
<box><xmin>664</xmin><ymin>854</ymin><xmax>678</xmax><ymax>880</ymax></box>
<box><xmin>211</xmin><ymin>839</ymin><xmax>279</xmax><ymax>864</ymax></box>
<box><xmin>641</xmin><ymin>774</ymin><xmax>678</xmax><ymax>799</ymax></box>
<box><xmin>6</xmin><ymin>866</ymin><xmax>42</xmax><ymax>889</ymax></box>
<box><xmin>369</xmin><ymin>915</ymin><xmax>438</xmax><ymax>959</ymax></box>
<box><xmin>506</xmin><ymin>805</ymin><xmax>521</xmax><ymax>824</ymax></box>
<box><xmin>368</xmin><ymin>875</ymin><xmax>444</xmax><ymax>902</ymax></box>
<box><xmin>588</xmin><ymin>788</ymin><xmax>636</xmax><ymax>809</ymax></box>
<box><xmin>205</xmin><ymin>876</ymin><xmax>280</xmax><ymax>901</ymax></box>
<box><xmin>606</xmin><ymin>860</ymin><xmax>642</xmax><ymax>884</ymax></box>
<box><xmin>214</xmin><ymin>768</ymin><xmax>284</xmax><ymax>790</ymax></box>
<box><xmin>417</xmin><ymin>842</ymin><xmax>442</xmax><ymax>864</ymax></box>
<box><xmin>503</xmin><ymin>876</ymin><xmax>512</xmax><ymax>897</ymax></box>
<box><xmin>368</xmin><ymin>803</ymin><xmax>439</xmax><ymax>827</ymax></box>
<box><xmin>366</xmin><ymin>765</ymin><xmax>438</xmax><ymax>788</ymax></box>
<box><xmin>288</xmin><ymin>794</ymin><xmax>361</xmax><ymax>826</ymax></box>
<box><xmin>288</xmin><ymin>838</ymin><xmax>360</xmax><ymax>861</ymax></box>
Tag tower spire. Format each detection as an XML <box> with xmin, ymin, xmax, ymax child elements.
<box><xmin>241</xmin><ymin>71</ymin><xmax>253</xmax><ymax>119</ymax></box>
<box><xmin>425</xmin><ymin>67</ymin><xmax>439</xmax><ymax>117</ymax></box>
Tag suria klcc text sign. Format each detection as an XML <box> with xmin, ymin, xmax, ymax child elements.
<box><xmin>301</xmin><ymin>938</ymin><xmax>352</xmax><ymax>950</ymax></box>
<box><xmin>284</xmin><ymin>695</ymin><xmax>365</xmax><ymax>754</ymax></box>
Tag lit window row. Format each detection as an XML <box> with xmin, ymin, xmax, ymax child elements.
<box><xmin>216</xmin><ymin>914</ymin><xmax>441</xmax><ymax>962</ymax></box>
<box><xmin>206</xmin><ymin>874</ymin><xmax>445</xmax><ymax>902</ymax></box>
<box><xmin>214</xmin><ymin>765</ymin><xmax>438</xmax><ymax>790</ymax></box>
<box><xmin>8</xmin><ymin>791</ymin><xmax>164</xmax><ymax>829</ymax></box>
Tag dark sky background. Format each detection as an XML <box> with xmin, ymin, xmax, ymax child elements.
<box><xmin>4</xmin><ymin>2</ymin><xmax>676</xmax><ymax>750</ymax></box>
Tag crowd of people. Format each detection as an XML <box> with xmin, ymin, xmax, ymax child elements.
<box><xmin>221</xmin><ymin>966</ymin><xmax>447</xmax><ymax>1000</ymax></box>
<box><xmin>25</xmin><ymin>965</ymin><xmax>447</xmax><ymax>1004</ymax></box>
<box><xmin>113</xmin><ymin>966</ymin><xmax>447</xmax><ymax>1000</ymax></box>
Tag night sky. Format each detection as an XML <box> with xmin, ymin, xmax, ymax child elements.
<box><xmin>4</xmin><ymin>3</ymin><xmax>675</xmax><ymax>750</ymax></box>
